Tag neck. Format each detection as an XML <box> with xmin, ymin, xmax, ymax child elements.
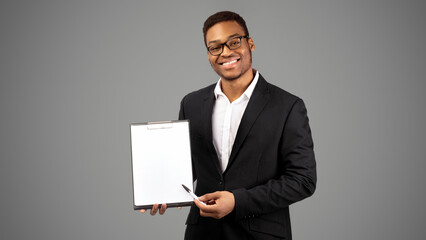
<box><xmin>221</xmin><ymin>69</ymin><xmax>255</xmax><ymax>102</ymax></box>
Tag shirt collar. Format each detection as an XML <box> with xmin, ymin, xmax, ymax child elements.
<box><xmin>214</xmin><ymin>70</ymin><xmax>260</xmax><ymax>100</ymax></box>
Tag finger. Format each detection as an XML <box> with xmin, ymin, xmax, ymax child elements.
<box><xmin>159</xmin><ymin>204</ymin><xmax>167</xmax><ymax>215</ymax></box>
<box><xmin>193</xmin><ymin>198</ymin><xmax>206</xmax><ymax>209</ymax></box>
<box><xmin>150</xmin><ymin>204</ymin><xmax>159</xmax><ymax>215</ymax></box>
<box><xmin>194</xmin><ymin>199</ymin><xmax>215</xmax><ymax>213</ymax></box>
<box><xmin>198</xmin><ymin>191</ymin><xmax>220</xmax><ymax>202</ymax></box>
<box><xmin>178</xmin><ymin>207</ymin><xmax>182</xmax><ymax>210</ymax></box>
<box><xmin>199</xmin><ymin>210</ymin><xmax>219</xmax><ymax>219</ymax></box>
<box><xmin>140</xmin><ymin>209</ymin><xmax>146</xmax><ymax>213</ymax></box>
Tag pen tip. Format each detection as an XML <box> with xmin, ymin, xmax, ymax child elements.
<box><xmin>182</xmin><ymin>184</ymin><xmax>189</xmax><ymax>191</ymax></box>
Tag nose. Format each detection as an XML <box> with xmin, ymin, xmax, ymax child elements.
<box><xmin>221</xmin><ymin>44</ymin><xmax>233</xmax><ymax>56</ymax></box>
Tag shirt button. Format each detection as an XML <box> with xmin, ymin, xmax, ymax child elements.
<box><xmin>219</xmin><ymin>181</ymin><xmax>223</xmax><ymax>185</ymax></box>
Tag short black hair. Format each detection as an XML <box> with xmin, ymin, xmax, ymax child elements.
<box><xmin>203</xmin><ymin>11</ymin><xmax>249</xmax><ymax>46</ymax></box>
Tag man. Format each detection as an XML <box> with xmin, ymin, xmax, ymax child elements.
<box><xmin>144</xmin><ymin>11</ymin><xmax>316</xmax><ymax>240</ymax></box>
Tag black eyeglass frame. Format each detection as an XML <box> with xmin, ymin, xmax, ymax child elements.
<box><xmin>206</xmin><ymin>36</ymin><xmax>250</xmax><ymax>56</ymax></box>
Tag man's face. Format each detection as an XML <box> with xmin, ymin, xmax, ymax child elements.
<box><xmin>205</xmin><ymin>21</ymin><xmax>255</xmax><ymax>81</ymax></box>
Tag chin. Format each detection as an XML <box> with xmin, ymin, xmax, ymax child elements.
<box><xmin>220</xmin><ymin>74</ymin><xmax>240</xmax><ymax>81</ymax></box>
<box><xmin>215</xmin><ymin>70</ymin><xmax>242</xmax><ymax>81</ymax></box>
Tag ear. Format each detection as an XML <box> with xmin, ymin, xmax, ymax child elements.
<box><xmin>248</xmin><ymin>38</ymin><xmax>255</xmax><ymax>52</ymax></box>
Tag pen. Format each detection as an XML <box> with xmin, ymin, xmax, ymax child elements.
<box><xmin>182</xmin><ymin>184</ymin><xmax>206</xmax><ymax>206</ymax></box>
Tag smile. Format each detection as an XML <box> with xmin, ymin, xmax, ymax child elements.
<box><xmin>220</xmin><ymin>59</ymin><xmax>239</xmax><ymax>65</ymax></box>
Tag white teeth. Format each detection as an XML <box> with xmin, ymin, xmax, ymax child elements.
<box><xmin>222</xmin><ymin>59</ymin><xmax>238</xmax><ymax>66</ymax></box>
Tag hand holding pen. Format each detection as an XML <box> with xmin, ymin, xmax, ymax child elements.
<box><xmin>182</xmin><ymin>184</ymin><xmax>207</xmax><ymax>206</ymax></box>
<box><xmin>182</xmin><ymin>184</ymin><xmax>235</xmax><ymax>219</ymax></box>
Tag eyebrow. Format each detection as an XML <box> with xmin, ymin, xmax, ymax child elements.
<box><xmin>207</xmin><ymin>33</ymin><xmax>241</xmax><ymax>46</ymax></box>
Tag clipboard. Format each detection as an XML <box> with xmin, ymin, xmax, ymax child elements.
<box><xmin>130</xmin><ymin>120</ymin><xmax>194</xmax><ymax>210</ymax></box>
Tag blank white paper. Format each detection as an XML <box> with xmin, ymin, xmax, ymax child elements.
<box><xmin>130</xmin><ymin>120</ymin><xmax>194</xmax><ymax>209</ymax></box>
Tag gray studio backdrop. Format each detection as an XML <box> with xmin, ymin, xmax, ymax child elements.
<box><xmin>1</xmin><ymin>0</ymin><xmax>425</xmax><ymax>239</ymax></box>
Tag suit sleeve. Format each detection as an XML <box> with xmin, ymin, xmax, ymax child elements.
<box><xmin>231</xmin><ymin>99</ymin><xmax>317</xmax><ymax>219</ymax></box>
<box><xmin>178</xmin><ymin>96</ymin><xmax>185</xmax><ymax>121</ymax></box>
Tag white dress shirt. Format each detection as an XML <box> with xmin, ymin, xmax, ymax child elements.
<box><xmin>212</xmin><ymin>71</ymin><xmax>259</xmax><ymax>172</ymax></box>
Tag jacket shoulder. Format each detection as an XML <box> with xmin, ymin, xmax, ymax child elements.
<box><xmin>260</xmin><ymin>76</ymin><xmax>301</xmax><ymax>106</ymax></box>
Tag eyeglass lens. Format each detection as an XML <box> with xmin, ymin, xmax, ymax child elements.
<box><xmin>208</xmin><ymin>37</ymin><xmax>243</xmax><ymax>55</ymax></box>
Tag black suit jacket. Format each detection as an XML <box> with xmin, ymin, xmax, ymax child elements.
<box><xmin>179</xmin><ymin>74</ymin><xmax>316</xmax><ymax>240</ymax></box>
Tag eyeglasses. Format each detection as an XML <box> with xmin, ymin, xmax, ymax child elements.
<box><xmin>207</xmin><ymin>36</ymin><xmax>249</xmax><ymax>56</ymax></box>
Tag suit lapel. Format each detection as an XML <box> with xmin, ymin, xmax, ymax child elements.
<box><xmin>226</xmin><ymin>75</ymin><xmax>270</xmax><ymax>172</ymax></box>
